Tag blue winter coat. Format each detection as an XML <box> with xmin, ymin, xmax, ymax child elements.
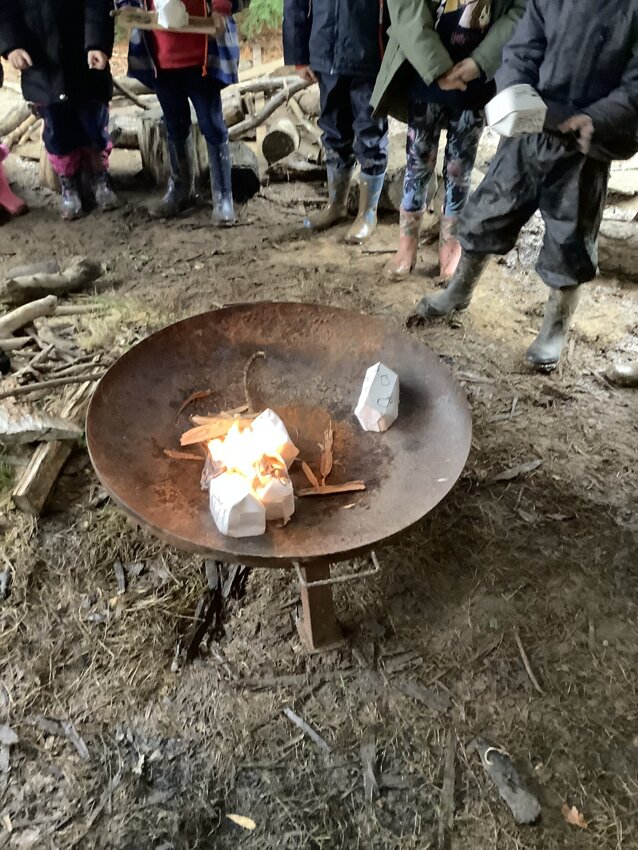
<box><xmin>283</xmin><ymin>0</ymin><xmax>388</xmax><ymax>78</ymax></box>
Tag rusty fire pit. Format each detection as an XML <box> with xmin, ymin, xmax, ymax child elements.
<box><xmin>86</xmin><ymin>302</ymin><xmax>471</xmax><ymax>651</ymax></box>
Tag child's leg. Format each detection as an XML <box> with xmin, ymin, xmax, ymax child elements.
<box><xmin>186</xmin><ymin>71</ymin><xmax>234</xmax><ymax>225</ymax></box>
<box><xmin>346</xmin><ymin>77</ymin><xmax>388</xmax><ymax>244</ymax></box>
<box><xmin>76</xmin><ymin>102</ymin><xmax>119</xmax><ymax>210</ymax></box>
<box><xmin>305</xmin><ymin>73</ymin><xmax>355</xmax><ymax>231</ymax></box>
<box><xmin>439</xmin><ymin>109</ymin><xmax>484</xmax><ymax>277</ymax></box>
<box><xmin>151</xmin><ymin>70</ymin><xmax>197</xmax><ymax>217</ymax></box>
<box><xmin>387</xmin><ymin>101</ymin><xmax>444</xmax><ymax>279</ymax></box>
<box><xmin>403</xmin><ymin>101</ymin><xmax>444</xmax><ymax>213</ymax></box>
<box><xmin>39</xmin><ymin>104</ymin><xmax>83</xmax><ymax>178</ymax></box>
<box><xmin>39</xmin><ymin>103</ymin><xmax>84</xmax><ymax>219</ymax></box>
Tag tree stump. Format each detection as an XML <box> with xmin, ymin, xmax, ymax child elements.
<box><xmin>598</xmin><ymin>220</ymin><xmax>638</xmax><ymax>280</ymax></box>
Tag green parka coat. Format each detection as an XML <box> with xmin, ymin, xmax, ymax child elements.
<box><xmin>372</xmin><ymin>0</ymin><xmax>528</xmax><ymax>121</ymax></box>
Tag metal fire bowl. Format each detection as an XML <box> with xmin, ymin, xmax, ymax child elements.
<box><xmin>86</xmin><ymin>302</ymin><xmax>471</xmax><ymax>568</ymax></box>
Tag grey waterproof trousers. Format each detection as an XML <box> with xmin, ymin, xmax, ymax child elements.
<box><xmin>460</xmin><ymin>134</ymin><xmax>610</xmax><ymax>288</ymax></box>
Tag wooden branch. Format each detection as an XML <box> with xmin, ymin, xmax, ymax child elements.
<box><xmin>0</xmin><ymin>337</ymin><xmax>31</xmax><ymax>352</ymax></box>
<box><xmin>112</xmin><ymin>7</ymin><xmax>225</xmax><ymax>36</ymax></box>
<box><xmin>229</xmin><ymin>79</ymin><xmax>310</xmax><ymax>141</ymax></box>
<box><xmin>3</xmin><ymin>113</ymin><xmax>38</xmax><ymax>150</ymax></box>
<box><xmin>12</xmin><ymin>382</ymin><xmax>96</xmax><ymax>515</ymax></box>
<box><xmin>0</xmin><ymin>102</ymin><xmax>31</xmax><ymax>138</ymax></box>
<box><xmin>1</xmin><ymin>257</ymin><xmax>103</xmax><ymax>306</ymax></box>
<box><xmin>0</xmin><ymin>372</ymin><xmax>105</xmax><ymax>401</ymax></box>
<box><xmin>297</xmin><ymin>481</ymin><xmax>366</xmax><ymax>497</ymax></box>
<box><xmin>112</xmin><ymin>78</ymin><xmax>149</xmax><ymax>111</ymax></box>
<box><xmin>0</xmin><ymin>295</ymin><xmax>58</xmax><ymax>336</ymax></box>
<box><xmin>288</xmin><ymin>96</ymin><xmax>322</xmax><ymax>140</ymax></box>
<box><xmin>235</xmin><ymin>76</ymin><xmax>306</xmax><ymax>95</ymax></box>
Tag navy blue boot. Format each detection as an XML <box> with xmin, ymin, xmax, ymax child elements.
<box><xmin>207</xmin><ymin>141</ymin><xmax>235</xmax><ymax>226</ymax></box>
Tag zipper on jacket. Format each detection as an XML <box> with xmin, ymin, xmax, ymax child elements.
<box><xmin>330</xmin><ymin>0</ymin><xmax>339</xmax><ymax>75</ymax></box>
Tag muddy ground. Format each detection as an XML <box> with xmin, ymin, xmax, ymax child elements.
<box><xmin>0</xmin><ymin>143</ymin><xmax>636</xmax><ymax>850</ymax></box>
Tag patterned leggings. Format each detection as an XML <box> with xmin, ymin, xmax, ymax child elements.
<box><xmin>402</xmin><ymin>100</ymin><xmax>485</xmax><ymax>216</ymax></box>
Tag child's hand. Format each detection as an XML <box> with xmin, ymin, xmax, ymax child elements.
<box><xmin>296</xmin><ymin>65</ymin><xmax>318</xmax><ymax>84</ymax></box>
<box><xmin>8</xmin><ymin>49</ymin><xmax>33</xmax><ymax>71</ymax></box>
<box><xmin>438</xmin><ymin>59</ymin><xmax>480</xmax><ymax>91</ymax></box>
<box><xmin>558</xmin><ymin>115</ymin><xmax>594</xmax><ymax>154</ymax></box>
<box><xmin>88</xmin><ymin>50</ymin><xmax>108</xmax><ymax>70</ymax></box>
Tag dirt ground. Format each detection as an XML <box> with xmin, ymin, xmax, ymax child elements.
<box><xmin>0</xmin><ymin>140</ymin><xmax>637</xmax><ymax>850</ymax></box>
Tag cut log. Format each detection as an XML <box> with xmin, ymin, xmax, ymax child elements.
<box><xmin>223</xmin><ymin>91</ymin><xmax>245</xmax><ymax>129</ymax></box>
<box><xmin>0</xmin><ymin>102</ymin><xmax>31</xmax><ymax>139</ymax></box>
<box><xmin>229</xmin><ymin>142</ymin><xmax>260</xmax><ymax>202</ymax></box>
<box><xmin>1</xmin><ymin>257</ymin><xmax>103</xmax><ymax>306</ymax></box>
<box><xmin>296</xmin><ymin>87</ymin><xmax>321</xmax><ymax>118</ymax></box>
<box><xmin>113</xmin><ymin>76</ymin><xmax>154</xmax><ymax>96</ymax></box>
<box><xmin>0</xmin><ymin>295</ymin><xmax>58</xmax><ymax>336</ymax></box>
<box><xmin>6</xmin><ymin>260</ymin><xmax>60</xmax><ymax>279</ymax></box>
<box><xmin>598</xmin><ymin>220</ymin><xmax>638</xmax><ymax>280</ymax></box>
<box><xmin>0</xmin><ymin>408</ymin><xmax>82</xmax><ymax>447</ymax></box>
<box><xmin>138</xmin><ymin>107</ymin><xmax>259</xmax><ymax>199</ymax></box>
<box><xmin>11</xmin><ymin>382</ymin><xmax>95</xmax><ymax>515</ymax></box>
<box><xmin>262</xmin><ymin>117</ymin><xmax>300</xmax><ymax>165</ymax></box>
<box><xmin>109</xmin><ymin>110</ymin><xmax>140</xmax><ymax>149</ymax></box>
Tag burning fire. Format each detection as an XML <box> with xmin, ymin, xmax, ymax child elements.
<box><xmin>205</xmin><ymin>409</ymin><xmax>298</xmax><ymax>538</ymax></box>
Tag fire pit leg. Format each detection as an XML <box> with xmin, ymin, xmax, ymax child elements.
<box><xmin>295</xmin><ymin>564</ymin><xmax>343</xmax><ymax>653</ymax></box>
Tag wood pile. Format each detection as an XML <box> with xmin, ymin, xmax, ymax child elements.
<box><xmin>0</xmin><ymin>259</ymin><xmax>110</xmax><ymax>515</ymax></box>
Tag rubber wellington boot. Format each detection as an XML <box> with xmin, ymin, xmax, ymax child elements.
<box><xmin>525</xmin><ymin>286</ymin><xmax>581</xmax><ymax>371</ymax></box>
<box><xmin>208</xmin><ymin>141</ymin><xmax>235</xmax><ymax>226</ymax></box>
<box><xmin>92</xmin><ymin>168</ymin><xmax>120</xmax><ymax>211</ymax></box>
<box><xmin>438</xmin><ymin>214</ymin><xmax>462</xmax><ymax>279</ymax></box>
<box><xmin>148</xmin><ymin>136</ymin><xmax>196</xmax><ymax>219</ymax></box>
<box><xmin>58</xmin><ymin>175</ymin><xmax>83</xmax><ymax>221</ymax></box>
<box><xmin>407</xmin><ymin>250</ymin><xmax>488</xmax><ymax>325</ymax></box>
<box><xmin>345</xmin><ymin>171</ymin><xmax>385</xmax><ymax>244</ymax></box>
<box><xmin>385</xmin><ymin>208</ymin><xmax>424</xmax><ymax>280</ymax></box>
<box><xmin>304</xmin><ymin>165</ymin><xmax>352</xmax><ymax>231</ymax></box>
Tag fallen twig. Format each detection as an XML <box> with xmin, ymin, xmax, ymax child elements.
<box><xmin>360</xmin><ymin>730</ymin><xmax>379</xmax><ymax>803</ymax></box>
<box><xmin>283</xmin><ymin>707</ymin><xmax>331</xmax><ymax>754</ymax></box>
<box><xmin>229</xmin><ymin>79</ymin><xmax>310</xmax><ymax>141</ymax></box>
<box><xmin>0</xmin><ymin>372</ymin><xmax>105</xmax><ymax>400</ymax></box>
<box><xmin>301</xmin><ymin>461</ymin><xmax>320</xmax><ymax>488</ymax></box>
<box><xmin>513</xmin><ymin>628</ymin><xmax>545</xmax><ymax>695</ymax></box>
<box><xmin>112</xmin><ymin>77</ymin><xmax>149</xmax><ymax>110</ymax></box>
<box><xmin>320</xmin><ymin>422</ymin><xmax>334</xmax><ymax>484</ymax></box>
<box><xmin>164</xmin><ymin>448</ymin><xmax>204</xmax><ymax>461</ymax></box>
<box><xmin>438</xmin><ymin>729</ymin><xmax>456</xmax><ymax>850</ymax></box>
<box><xmin>175</xmin><ymin>388</ymin><xmax>212</xmax><ymax>419</ymax></box>
<box><xmin>297</xmin><ymin>481</ymin><xmax>366</xmax><ymax>497</ymax></box>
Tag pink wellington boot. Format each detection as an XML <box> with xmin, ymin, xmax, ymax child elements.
<box><xmin>439</xmin><ymin>214</ymin><xmax>462</xmax><ymax>279</ymax></box>
<box><xmin>385</xmin><ymin>208</ymin><xmax>425</xmax><ymax>281</ymax></box>
<box><xmin>0</xmin><ymin>144</ymin><xmax>27</xmax><ymax>217</ymax></box>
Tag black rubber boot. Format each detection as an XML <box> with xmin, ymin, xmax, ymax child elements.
<box><xmin>525</xmin><ymin>286</ymin><xmax>581</xmax><ymax>371</ymax></box>
<box><xmin>407</xmin><ymin>251</ymin><xmax>489</xmax><ymax>325</ymax></box>
<box><xmin>304</xmin><ymin>165</ymin><xmax>353</xmax><ymax>232</ymax></box>
<box><xmin>93</xmin><ymin>170</ymin><xmax>120</xmax><ymax>211</ymax></box>
<box><xmin>58</xmin><ymin>175</ymin><xmax>83</xmax><ymax>221</ymax></box>
<box><xmin>148</xmin><ymin>136</ymin><xmax>196</xmax><ymax>219</ymax></box>
<box><xmin>208</xmin><ymin>141</ymin><xmax>235</xmax><ymax>226</ymax></box>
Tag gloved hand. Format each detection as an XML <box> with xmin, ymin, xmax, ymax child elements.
<box><xmin>558</xmin><ymin>115</ymin><xmax>594</xmax><ymax>154</ymax></box>
<box><xmin>212</xmin><ymin>0</ymin><xmax>232</xmax><ymax>14</ymax></box>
